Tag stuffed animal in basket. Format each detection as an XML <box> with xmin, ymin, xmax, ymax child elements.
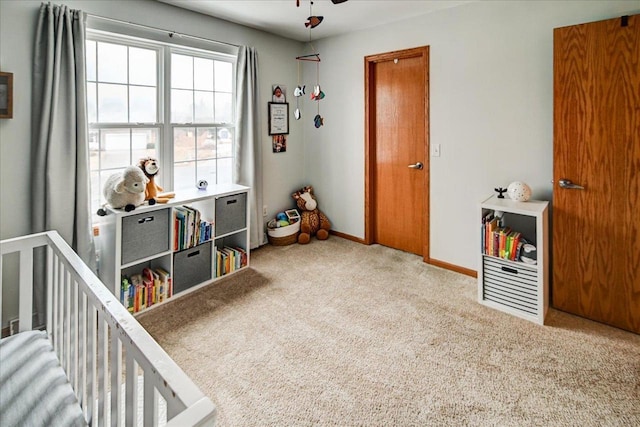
<box><xmin>97</xmin><ymin>166</ymin><xmax>148</xmax><ymax>215</ymax></box>
<box><xmin>138</xmin><ymin>157</ymin><xmax>175</xmax><ymax>204</ymax></box>
<box><xmin>292</xmin><ymin>186</ymin><xmax>331</xmax><ymax>244</ymax></box>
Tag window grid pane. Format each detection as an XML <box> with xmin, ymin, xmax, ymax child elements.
<box><xmin>97</xmin><ymin>42</ymin><xmax>128</xmax><ymax>84</ymax></box>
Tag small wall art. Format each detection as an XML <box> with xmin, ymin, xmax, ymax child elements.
<box><xmin>272</xmin><ymin>134</ymin><xmax>287</xmax><ymax>153</ymax></box>
<box><xmin>0</xmin><ymin>72</ymin><xmax>13</xmax><ymax>119</ymax></box>
<box><xmin>272</xmin><ymin>84</ymin><xmax>287</xmax><ymax>103</ymax></box>
<box><xmin>268</xmin><ymin>102</ymin><xmax>289</xmax><ymax>136</ymax></box>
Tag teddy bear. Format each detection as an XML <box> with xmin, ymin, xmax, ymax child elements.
<box><xmin>96</xmin><ymin>165</ymin><xmax>148</xmax><ymax>215</ymax></box>
<box><xmin>138</xmin><ymin>157</ymin><xmax>175</xmax><ymax>204</ymax></box>
<box><xmin>292</xmin><ymin>186</ymin><xmax>331</xmax><ymax>244</ymax></box>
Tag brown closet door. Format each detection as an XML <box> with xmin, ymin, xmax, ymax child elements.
<box><xmin>365</xmin><ymin>47</ymin><xmax>429</xmax><ymax>257</ymax></box>
<box><xmin>553</xmin><ymin>15</ymin><xmax>640</xmax><ymax>333</ymax></box>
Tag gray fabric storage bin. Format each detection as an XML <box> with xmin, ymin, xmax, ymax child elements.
<box><xmin>215</xmin><ymin>193</ymin><xmax>247</xmax><ymax>236</ymax></box>
<box><xmin>173</xmin><ymin>241</ymin><xmax>212</xmax><ymax>294</ymax></box>
<box><xmin>121</xmin><ymin>208</ymin><xmax>170</xmax><ymax>265</ymax></box>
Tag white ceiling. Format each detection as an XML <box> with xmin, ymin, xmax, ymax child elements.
<box><xmin>156</xmin><ymin>0</ymin><xmax>475</xmax><ymax>42</ymax></box>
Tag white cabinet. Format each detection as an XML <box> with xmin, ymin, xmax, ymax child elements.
<box><xmin>478</xmin><ymin>195</ymin><xmax>549</xmax><ymax>324</ymax></box>
<box><xmin>98</xmin><ymin>184</ymin><xmax>250</xmax><ymax>314</ymax></box>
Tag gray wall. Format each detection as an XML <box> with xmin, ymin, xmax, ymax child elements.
<box><xmin>306</xmin><ymin>0</ymin><xmax>639</xmax><ymax>270</ymax></box>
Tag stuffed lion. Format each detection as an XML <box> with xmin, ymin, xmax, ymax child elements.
<box><xmin>138</xmin><ymin>157</ymin><xmax>175</xmax><ymax>204</ymax></box>
<box><xmin>292</xmin><ymin>186</ymin><xmax>331</xmax><ymax>244</ymax></box>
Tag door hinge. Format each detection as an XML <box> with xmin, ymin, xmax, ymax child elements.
<box><xmin>621</xmin><ymin>15</ymin><xmax>629</xmax><ymax>27</ymax></box>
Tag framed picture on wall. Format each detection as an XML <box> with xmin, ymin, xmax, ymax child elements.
<box><xmin>0</xmin><ymin>72</ymin><xmax>13</xmax><ymax>119</ymax></box>
<box><xmin>268</xmin><ymin>102</ymin><xmax>289</xmax><ymax>135</ymax></box>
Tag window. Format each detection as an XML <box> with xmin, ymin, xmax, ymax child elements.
<box><xmin>86</xmin><ymin>32</ymin><xmax>235</xmax><ymax>217</ymax></box>
<box><xmin>170</xmin><ymin>52</ymin><xmax>234</xmax><ymax>191</ymax></box>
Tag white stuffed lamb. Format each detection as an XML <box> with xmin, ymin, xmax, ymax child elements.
<box><xmin>97</xmin><ymin>166</ymin><xmax>149</xmax><ymax>215</ymax></box>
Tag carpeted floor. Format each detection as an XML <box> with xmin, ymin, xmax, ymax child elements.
<box><xmin>138</xmin><ymin>237</ymin><xmax>640</xmax><ymax>426</ymax></box>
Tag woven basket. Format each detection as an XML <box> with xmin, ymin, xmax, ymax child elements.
<box><xmin>267</xmin><ymin>221</ymin><xmax>300</xmax><ymax>246</ymax></box>
<box><xmin>268</xmin><ymin>232</ymin><xmax>299</xmax><ymax>246</ymax></box>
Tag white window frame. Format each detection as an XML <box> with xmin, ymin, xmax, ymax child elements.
<box><xmin>165</xmin><ymin>46</ymin><xmax>237</xmax><ymax>190</ymax></box>
<box><xmin>86</xmin><ymin>26</ymin><xmax>237</xmax><ymax>208</ymax></box>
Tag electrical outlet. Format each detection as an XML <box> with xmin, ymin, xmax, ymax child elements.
<box><xmin>263</xmin><ymin>205</ymin><xmax>268</xmax><ymax>216</ymax></box>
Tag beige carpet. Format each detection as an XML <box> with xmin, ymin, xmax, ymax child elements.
<box><xmin>138</xmin><ymin>237</ymin><xmax>640</xmax><ymax>426</ymax></box>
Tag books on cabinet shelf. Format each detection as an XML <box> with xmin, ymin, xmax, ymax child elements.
<box><xmin>174</xmin><ymin>205</ymin><xmax>213</xmax><ymax>251</ymax></box>
<box><xmin>481</xmin><ymin>211</ymin><xmax>529</xmax><ymax>262</ymax></box>
<box><xmin>121</xmin><ymin>267</ymin><xmax>173</xmax><ymax>314</ymax></box>
<box><xmin>215</xmin><ymin>246</ymin><xmax>247</xmax><ymax>278</ymax></box>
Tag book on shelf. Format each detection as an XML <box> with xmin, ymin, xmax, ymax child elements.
<box><xmin>121</xmin><ymin>276</ymin><xmax>133</xmax><ymax>314</ymax></box>
<box><xmin>155</xmin><ymin>267</ymin><xmax>172</xmax><ymax>299</ymax></box>
<box><xmin>481</xmin><ymin>211</ymin><xmax>531</xmax><ymax>263</ymax></box>
<box><xmin>483</xmin><ymin>216</ymin><xmax>499</xmax><ymax>256</ymax></box>
<box><xmin>120</xmin><ymin>267</ymin><xmax>172</xmax><ymax>314</ymax></box>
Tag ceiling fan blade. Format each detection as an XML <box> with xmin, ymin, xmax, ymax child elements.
<box><xmin>331</xmin><ymin>0</ymin><xmax>349</xmax><ymax>4</ymax></box>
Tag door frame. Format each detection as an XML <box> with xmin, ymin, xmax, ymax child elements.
<box><xmin>364</xmin><ymin>46</ymin><xmax>430</xmax><ymax>261</ymax></box>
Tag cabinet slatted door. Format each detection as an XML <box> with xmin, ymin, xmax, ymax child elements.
<box><xmin>483</xmin><ymin>258</ymin><xmax>538</xmax><ymax>317</ymax></box>
<box><xmin>553</xmin><ymin>15</ymin><xmax>640</xmax><ymax>333</ymax></box>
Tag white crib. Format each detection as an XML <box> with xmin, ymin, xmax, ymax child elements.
<box><xmin>0</xmin><ymin>231</ymin><xmax>216</xmax><ymax>426</ymax></box>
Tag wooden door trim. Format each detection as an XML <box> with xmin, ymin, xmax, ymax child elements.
<box><xmin>364</xmin><ymin>46</ymin><xmax>430</xmax><ymax>261</ymax></box>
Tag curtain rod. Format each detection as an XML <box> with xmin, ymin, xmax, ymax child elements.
<box><xmin>87</xmin><ymin>14</ymin><xmax>241</xmax><ymax>49</ymax></box>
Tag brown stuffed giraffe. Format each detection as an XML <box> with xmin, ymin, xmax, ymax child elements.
<box><xmin>292</xmin><ymin>186</ymin><xmax>331</xmax><ymax>244</ymax></box>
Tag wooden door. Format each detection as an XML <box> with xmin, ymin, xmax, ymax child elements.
<box><xmin>553</xmin><ymin>15</ymin><xmax>640</xmax><ymax>333</ymax></box>
<box><xmin>365</xmin><ymin>47</ymin><xmax>429</xmax><ymax>257</ymax></box>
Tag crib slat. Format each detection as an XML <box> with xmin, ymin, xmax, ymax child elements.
<box><xmin>46</xmin><ymin>246</ymin><xmax>53</xmax><ymax>337</ymax></box>
<box><xmin>87</xmin><ymin>306</ymin><xmax>97</xmax><ymax>425</ymax></box>
<box><xmin>143</xmin><ymin>373</ymin><xmax>157</xmax><ymax>427</ymax></box>
<box><xmin>125</xmin><ymin>353</ymin><xmax>137</xmax><ymax>427</ymax></box>
<box><xmin>64</xmin><ymin>270</ymin><xmax>71</xmax><ymax>373</ymax></box>
<box><xmin>0</xmin><ymin>247</ymin><xmax>3</xmax><ymax>324</ymax></box>
<box><xmin>57</xmin><ymin>256</ymin><xmax>64</xmax><ymax>356</ymax></box>
<box><xmin>98</xmin><ymin>310</ymin><xmax>109</xmax><ymax>426</ymax></box>
<box><xmin>18</xmin><ymin>247</ymin><xmax>33</xmax><ymax>332</ymax></box>
<box><xmin>49</xmin><ymin>255</ymin><xmax>60</xmax><ymax>354</ymax></box>
<box><xmin>72</xmin><ymin>280</ymin><xmax>79</xmax><ymax>397</ymax></box>
<box><xmin>77</xmin><ymin>292</ymin><xmax>87</xmax><ymax>416</ymax></box>
<box><xmin>110</xmin><ymin>333</ymin><xmax>122</xmax><ymax>427</ymax></box>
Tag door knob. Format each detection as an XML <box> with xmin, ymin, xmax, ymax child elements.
<box><xmin>559</xmin><ymin>179</ymin><xmax>585</xmax><ymax>190</ymax></box>
<box><xmin>408</xmin><ymin>162</ymin><xmax>423</xmax><ymax>170</ymax></box>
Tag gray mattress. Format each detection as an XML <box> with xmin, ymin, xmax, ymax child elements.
<box><xmin>0</xmin><ymin>330</ymin><xmax>86</xmax><ymax>427</ymax></box>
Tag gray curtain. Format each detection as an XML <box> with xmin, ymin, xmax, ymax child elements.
<box><xmin>31</xmin><ymin>2</ymin><xmax>96</xmax><ymax>323</ymax></box>
<box><xmin>235</xmin><ymin>46</ymin><xmax>264</xmax><ymax>249</ymax></box>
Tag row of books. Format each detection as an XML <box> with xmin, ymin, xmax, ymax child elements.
<box><xmin>481</xmin><ymin>212</ymin><xmax>529</xmax><ymax>262</ymax></box>
<box><xmin>174</xmin><ymin>205</ymin><xmax>213</xmax><ymax>251</ymax></box>
<box><xmin>215</xmin><ymin>246</ymin><xmax>248</xmax><ymax>277</ymax></box>
<box><xmin>120</xmin><ymin>267</ymin><xmax>172</xmax><ymax>314</ymax></box>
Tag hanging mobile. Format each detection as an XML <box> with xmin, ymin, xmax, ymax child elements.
<box><xmin>294</xmin><ymin>61</ymin><xmax>303</xmax><ymax>120</ymax></box>
<box><xmin>313</xmin><ymin>59</ymin><xmax>324</xmax><ymax>127</ymax></box>
<box><xmin>294</xmin><ymin>0</ymin><xmax>324</xmax><ymax>127</ymax></box>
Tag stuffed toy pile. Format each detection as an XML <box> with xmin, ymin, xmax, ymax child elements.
<box><xmin>292</xmin><ymin>186</ymin><xmax>330</xmax><ymax>244</ymax></box>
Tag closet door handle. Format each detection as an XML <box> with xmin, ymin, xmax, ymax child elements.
<box><xmin>408</xmin><ymin>162</ymin><xmax>423</xmax><ymax>170</ymax></box>
<box><xmin>559</xmin><ymin>179</ymin><xmax>584</xmax><ymax>190</ymax></box>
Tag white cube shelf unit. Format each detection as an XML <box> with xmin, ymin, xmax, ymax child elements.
<box><xmin>98</xmin><ymin>184</ymin><xmax>250</xmax><ymax>314</ymax></box>
<box><xmin>478</xmin><ymin>195</ymin><xmax>549</xmax><ymax>324</ymax></box>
